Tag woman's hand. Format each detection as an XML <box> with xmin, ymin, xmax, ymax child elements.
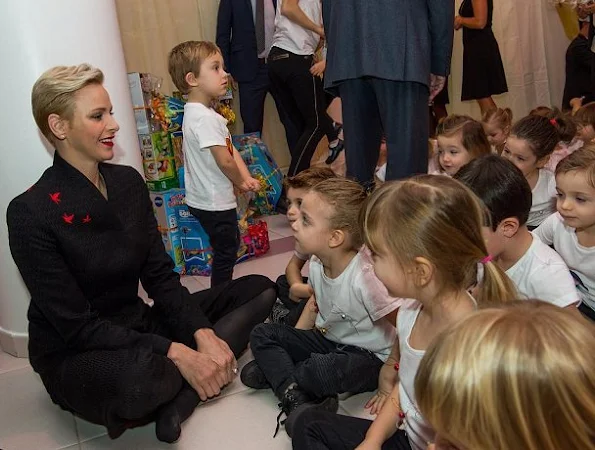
<box><xmin>454</xmin><ymin>15</ymin><xmax>463</xmax><ymax>30</ymax></box>
<box><xmin>195</xmin><ymin>328</ymin><xmax>237</xmax><ymax>383</ymax></box>
<box><xmin>167</xmin><ymin>342</ymin><xmax>230</xmax><ymax>401</ymax></box>
<box><xmin>310</xmin><ymin>60</ymin><xmax>326</xmax><ymax>77</ymax></box>
<box><xmin>365</xmin><ymin>363</ymin><xmax>398</xmax><ymax>415</ymax></box>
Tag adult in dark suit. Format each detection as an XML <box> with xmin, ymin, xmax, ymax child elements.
<box><xmin>217</xmin><ymin>0</ymin><xmax>298</xmax><ymax>150</ymax></box>
<box><xmin>322</xmin><ymin>0</ymin><xmax>455</xmax><ymax>186</ymax></box>
<box><xmin>7</xmin><ymin>64</ymin><xmax>276</xmax><ymax>443</ymax></box>
<box><xmin>563</xmin><ymin>19</ymin><xmax>594</xmax><ymax>110</ymax></box>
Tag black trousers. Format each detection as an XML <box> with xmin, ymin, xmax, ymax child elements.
<box><xmin>250</xmin><ymin>323</ymin><xmax>382</xmax><ymax>399</ymax></box>
<box><xmin>292</xmin><ymin>410</ymin><xmax>412</xmax><ymax>450</ymax></box>
<box><xmin>268</xmin><ymin>46</ymin><xmax>335</xmax><ymax>176</ymax></box>
<box><xmin>188</xmin><ymin>206</ymin><xmax>239</xmax><ymax>287</ymax></box>
<box><xmin>46</xmin><ymin>275</ymin><xmax>276</xmax><ymax>437</ymax></box>
<box><xmin>238</xmin><ymin>58</ymin><xmax>300</xmax><ymax>151</ymax></box>
<box><xmin>339</xmin><ymin>78</ymin><xmax>429</xmax><ymax>187</ymax></box>
<box><xmin>275</xmin><ymin>274</ymin><xmax>309</xmax><ymax>327</ymax></box>
<box><xmin>579</xmin><ymin>302</ymin><xmax>595</xmax><ymax>322</ymax></box>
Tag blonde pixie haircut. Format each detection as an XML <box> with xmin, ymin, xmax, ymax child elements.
<box><xmin>416</xmin><ymin>301</ymin><xmax>595</xmax><ymax>450</ymax></box>
<box><xmin>168</xmin><ymin>41</ymin><xmax>221</xmax><ymax>94</ymax></box>
<box><xmin>361</xmin><ymin>175</ymin><xmax>516</xmax><ymax>305</ymax></box>
<box><xmin>31</xmin><ymin>64</ymin><xmax>104</xmax><ymax>142</ymax></box>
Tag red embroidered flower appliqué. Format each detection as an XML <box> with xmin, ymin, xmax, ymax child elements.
<box><xmin>62</xmin><ymin>213</ymin><xmax>74</xmax><ymax>224</ymax></box>
<box><xmin>49</xmin><ymin>192</ymin><xmax>61</xmax><ymax>204</ymax></box>
<box><xmin>82</xmin><ymin>214</ymin><xmax>92</xmax><ymax>224</ymax></box>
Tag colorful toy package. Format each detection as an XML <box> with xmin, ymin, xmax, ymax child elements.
<box><xmin>140</xmin><ymin>131</ymin><xmax>179</xmax><ymax>192</ymax></box>
<box><xmin>151</xmin><ymin>188</ymin><xmax>270</xmax><ymax>276</ymax></box>
<box><xmin>233</xmin><ymin>132</ymin><xmax>283</xmax><ymax>215</ymax></box>
<box><xmin>149</xmin><ymin>190</ymin><xmax>186</xmax><ymax>273</ymax></box>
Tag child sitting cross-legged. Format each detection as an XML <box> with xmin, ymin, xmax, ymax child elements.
<box><xmin>241</xmin><ymin>178</ymin><xmax>402</xmax><ymax>437</ymax></box>
<box><xmin>455</xmin><ymin>155</ymin><xmax>580</xmax><ymax>309</ymax></box>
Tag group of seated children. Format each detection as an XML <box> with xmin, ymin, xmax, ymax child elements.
<box><xmin>242</xmin><ymin>158</ymin><xmax>594</xmax><ymax>449</ymax></box>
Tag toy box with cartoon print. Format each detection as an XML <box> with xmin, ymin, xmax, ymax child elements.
<box><xmin>149</xmin><ymin>190</ymin><xmax>186</xmax><ymax>273</ymax></box>
<box><xmin>176</xmin><ymin>208</ymin><xmax>213</xmax><ymax>276</ymax></box>
<box><xmin>141</xmin><ymin>131</ymin><xmax>179</xmax><ymax>192</ymax></box>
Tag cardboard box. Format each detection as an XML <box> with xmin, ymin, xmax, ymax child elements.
<box><xmin>140</xmin><ymin>131</ymin><xmax>179</xmax><ymax>192</ymax></box>
<box><xmin>127</xmin><ymin>72</ymin><xmax>153</xmax><ymax>135</ymax></box>
<box><xmin>149</xmin><ymin>190</ymin><xmax>186</xmax><ymax>273</ymax></box>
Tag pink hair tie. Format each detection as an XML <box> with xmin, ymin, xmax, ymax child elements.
<box><xmin>550</xmin><ymin>118</ymin><xmax>558</xmax><ymax>126</ymax></box>
<box><xmin>480</xmin><ymin>255</ymin><xmax>493</xmax><ymax>264</ymax></box>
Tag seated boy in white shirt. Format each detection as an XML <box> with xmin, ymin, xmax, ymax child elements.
<box><xmin>241</xmin><ymin>178</ymin><xmax>401</xmax><ymax>437</ymax></box>
<box><xmin>455</xmin><ymin>155</ymin><xmax>580</xmax><ymax>308</ymax></box>
<box><xmin>168</xmin><ymin>41</ymin><xmax>261</xmax><ymax>287</ymax></box>
<box><xmin>271</xmin><ymin>167</ymin><xmax>336</xmax><ymax>325</ymax></box>
<box><xmin>534</xmin><ymin>147</ymin><xmax>595</xmax><ymax>321</ymax></box>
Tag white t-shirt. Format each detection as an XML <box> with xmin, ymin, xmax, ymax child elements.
<box><xmin>182</xmin><ymin>102</ymin><xmax>236</xmax><ymax>211</ymax></box>
<box><xmin>505</xmin><ymin>234</ymin><xmax>580</xmax><ymax>307</ymax></box>
<box><xmin>534</xmin><ymin>213</ymin><xmax>595</xmax><ymax>311</ymax></box>
<box><xmin>527</xmin><ymin>169</ymin><xmax>557</xmax><ymax>228</ymax></box>
<box><xmin>272</xmin><ymin>0</ymin><xmax>321</xmax><ymax>55</ymax></box>
<box><xmin>309</xmin><ymin>250</ymin><xmax>402</xmax><ymax>360</ymax></box>
<box><xmin>397</xmin><ymin>300</ymin><xmax>434</xmax><ymax>450</ymax></box>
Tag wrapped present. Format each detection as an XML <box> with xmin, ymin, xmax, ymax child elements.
<box><xmin>233</xmin><ymin>132</ymin><xmax>283</xmax><ymax>215</ymax></box>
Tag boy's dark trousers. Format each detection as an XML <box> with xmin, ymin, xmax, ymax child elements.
<box><xmin>188</xmin><ymin>206</ymin><xmax>239</xmax><ymax>287</ymax></box>
<box><xmin>249</xmin><ymin>323</ymin><xmax>383</xmax><ymax>399</ymax></box>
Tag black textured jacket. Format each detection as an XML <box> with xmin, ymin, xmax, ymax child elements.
<box><xmin>7</xmin><ymin>152</ymin><xmax>211</xmax><ymax>375</ymax></box>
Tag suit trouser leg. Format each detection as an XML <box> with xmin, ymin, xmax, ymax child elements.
<box><xmin>238</xmin><ymin>61</ymin><xmax>269</xmax><ymax>134</ymax></box>
<box><xmin>373</xmin><ymin>80</ymin><xmax>429</xmax><ymax>180</ymax></box>
<box><xmin>339</xmin><ymin>78</ymin><xmax>384</xmax><ymax>187</ymax></box>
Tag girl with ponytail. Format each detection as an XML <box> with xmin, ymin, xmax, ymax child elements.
<box><xmin>292</xmin><ymin>175</ymin><xmax>517</xmax><ymax>450</ymax></box>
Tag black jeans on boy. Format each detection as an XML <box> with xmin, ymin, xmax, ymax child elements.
<box><xmin>268</xmin><ymin>46</ymin><xmax>335</xmax><ymax>176</ymax></box>
<box><xmin>291</xmin><ymin>410</ymin><xmax>412</xmax><ymax>450</ymax></box>
<box><xmin>188</xmin><ymin>207</ymin><xmax>239</xmax><ymax>287</ymax></box>
<box><xmin>249</xmin><ymin>323</ymin><xmax>383</xmax><ymax>399</ymax></box>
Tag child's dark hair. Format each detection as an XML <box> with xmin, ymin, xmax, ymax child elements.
<box><xmin>455</xmin><ymin>155</ymin><xmax>532</xmax><ymax>230</ymax></box>
<box><xmin>574</xmin><ymin>102</ymin><xmax>595</xmax><ymax>128</ymax></box>
<box><xmin>284</xmin><ymin>166</ymin><xmax>336</xmax><ymax>191</ymax></box>
<box><xmin>556</xmin><ymin>144</ymin><xmax>595</xmax><ymax>189</ymax></box>
<box><xmin>436</xmin><ymin>115</ymin><xmax>491</xmax><ymax>158</ymax></box>
<box><xmin>510</xmin><ymin>115</ymin><xmax>560</xmax><ymax>160</ymax></box>
<box><xmin>546</xmin><ymin>108</ymin><xmax>577</xmax><ymax>143</ymax></box>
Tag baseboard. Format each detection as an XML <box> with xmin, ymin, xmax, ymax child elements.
<box><xmin>0</xmin><ymin>326</ymin><xmax>28</xmax><ymax>358</ymax></box>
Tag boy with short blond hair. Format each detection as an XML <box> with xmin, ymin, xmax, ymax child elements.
<box><xmin>168</xmin><ymin>41</ymin><xmax>261</xmax><ymax>286</ymax></box>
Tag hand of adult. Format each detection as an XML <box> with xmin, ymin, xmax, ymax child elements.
<box><xmin>316</xmin><ymin>25</ymin><xmax>325</xmax><ymax>38</ymax></box>
<box><xmin>167</xmin><ymin>342</ymin><xmax>226</xmax><ymax>401</ymax></box>
<box><xmin>454</xmin><ymin>15</ymin><xmax>463</xmax><ymax>30</ymax></box>
<box><xmin>194</xmin><ymin>328</ymin><xmax>237</xmax><ymax>384</ymax></box>
<box><xmin>429</xmin><ymin>74</ymin><xmax>446</xmax><ymax>103</ymax></box>
<box><xmin>354</xmin><ymin>441</ymin><xmax>382</xmax><ymax>450</ymax></box>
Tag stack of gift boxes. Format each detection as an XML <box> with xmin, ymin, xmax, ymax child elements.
<box><xmin>128</xmin><ymin>72</ymin><xmax>282</xmax><ymax>275</ymax></box>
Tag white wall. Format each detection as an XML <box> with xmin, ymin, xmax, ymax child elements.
<box><xmin>0</xmin><ymin>0</ymin><xmax>143</xmax><ymax>356</ymax></box>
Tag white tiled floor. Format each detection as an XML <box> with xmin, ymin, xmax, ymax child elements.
<box><xmin>0</xmin><ymin>214</ymin><xmax>369</xmax><ymax>450</ymax></box>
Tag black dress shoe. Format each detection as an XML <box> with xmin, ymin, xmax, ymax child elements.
<box><xmin>240</xmin><ymin>360</ymin><xmax>270</xmax><ymax>389</ymax></box>
<box><xmin>325</xmin><ymin>139</ymin><xmax>344</xmax><ymax>165</ymax></box>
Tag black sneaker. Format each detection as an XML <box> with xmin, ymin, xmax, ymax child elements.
<box><xmin>240</xmin><ymin>360</ymin><xmax>270</xmax><ymax>390</ymax></box>
<box><xmin>274</xmin><ymin>383</ymin><xmax>339</xmax><ymax>438</ymax></box>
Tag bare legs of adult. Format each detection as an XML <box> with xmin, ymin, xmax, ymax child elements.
<box><xmin>477</xmin><ymin>96</ymin><xmax>497</xmax><ymax>116</ymax></box>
